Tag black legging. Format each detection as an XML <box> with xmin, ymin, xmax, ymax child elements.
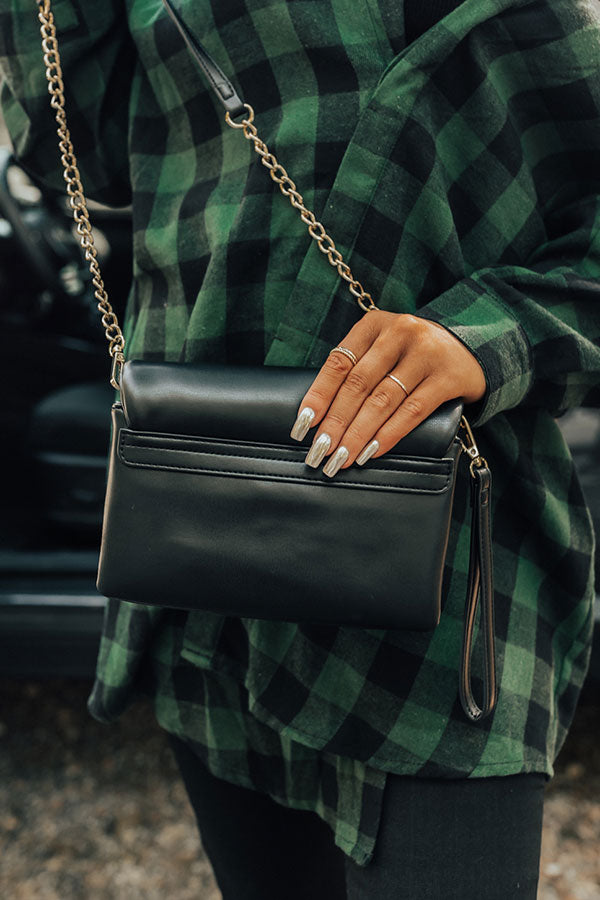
<box><xmin>168</xmin><ymin>733</ymin><xmax>546</xmax><ymax>900</ymax></box>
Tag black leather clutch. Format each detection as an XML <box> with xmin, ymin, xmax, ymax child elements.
<box><xmin>97</xmin><ymin>361</ymin><xmax>463</xmax><ymax>630</ymax></box>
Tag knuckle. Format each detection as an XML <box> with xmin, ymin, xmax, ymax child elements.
<box><xmin>344</xmin><ymin>370</ymin><xmax>370</xmax><ymax>396</ymax></box>
<box><xmin>324</xmin><ymin>354</ymin><xmax>353</xmax><ymax>376</ymax></box>
<box><xmin>402</xmin><ymin>396</ymin><xmax>425</xmax><ymax>419</ymax></box>
<box><xmin>344</xmin><ymin>422</ymin><xmax>367</xmax><ymax>443</ymax></box>
<box><xmin>402</xmin><ymin>313</ymin><xmax>423</xmax><ymax>332</ymax></box>
<box><xmin>367</xmin><ymin>388</ymin><xmax>395</xmax><ymax>411</ymax></box>
<box><xmin>306</xmin><ymin>386</ymin><xmax>330</xmax><ymax>405</ymax></box>
<box><xmin>301</xmin><ymin>388</ymin><xmax>328</xmax><ymax>415</ymax></box>
<box><xmin>400</xmin><ymin>315</ymin><xmax>432</xmax><ymax>347</ymax></box>
<box><xmin>325</xmin><ymin>411</ymin><xmax>348</xmax><ymax>430</ymax></box>
<box><xmin>370</xmin><ymin>309</ymin><xmax>387</xmax><ymax>329</ymax></box>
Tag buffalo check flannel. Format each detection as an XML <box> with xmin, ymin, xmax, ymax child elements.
<box><xmin>2</xmin><ymin>0</ymin><xmax>599</xmax><ymax>865</ymax></box>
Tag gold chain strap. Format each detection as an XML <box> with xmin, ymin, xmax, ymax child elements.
<box><xmin>37</xmin><ymin>0</ymin><xmax>378</xmax><ymax>389</ymax></box>
<box><xmin>225</xmin><ymin>104</ymin><xmax>378</xmax><ymax>314</ymax></box>
<box><xmin>37</xmin><ymin>0</ymin><xmax>125</xmax><ymax>389</ymax></box>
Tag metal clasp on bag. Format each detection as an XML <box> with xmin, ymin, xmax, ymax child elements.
<box><xmin>459</xmin><ymin>416</ymin><xmax>488</xmax><ymax>478</ymax></box>
<box><xmin>110</xmin><ymin>351</ymin><xmax>125</xmax><ymax>390</ymax></box>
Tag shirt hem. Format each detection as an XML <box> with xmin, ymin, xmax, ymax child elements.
<box><xmin>249</xmin><ymin>700</ymin><xmax>555</xmax><ymax>779</ymax></box>
<box><xmin>162</xmin><ymin>729</ymin><xmax>372</xmax><ymax>866</ymax></box>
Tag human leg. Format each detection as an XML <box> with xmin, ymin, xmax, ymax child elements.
<box><xmin>344</xmin><ymin>772</ymin><xmax>547</xmax><ymax>900</ymax></box>
<box><xmin>167</xmin><ymin>732</ymin><xmax>347</xmax><ymax>900</ymax></box>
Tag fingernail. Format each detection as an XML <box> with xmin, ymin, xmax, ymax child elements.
<box><xmin>323</xmin><ymin>445</ymin><xmax>349</xmax><ymax>478</ymax></box>
<box><xmin>290</xmin><ymin>406</ymin><xmax>315</xmax><ymax>441</ymax></box>
<box><xmin>356</xmin><ymin>439</ymin><xmax>379</xmax><ymax>466</ymax></box>
<box><xmin>305</xmin><ymin>433</ymin><xmax>331</xmax><ymax>468</ymax></box>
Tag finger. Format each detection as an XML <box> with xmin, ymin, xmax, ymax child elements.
<box><xmin>322</xmin><ymin>355</ymin><xmax>429</xmax><ymax>473</ymax></box>
<box><xmin>361</xmin><ymin>376</ymin><xmax>449</xmax><ymax>460</ymax></box>
<box><xmin>307</xmin><ymin>337</ymin><xmax>409</xmax><ymax>457</ymax></box>
<box><xmin>290</xmin><ymin>314</ymin><xmax>381</xmax><ymax>439</ymax></box>
<box><xmin>314</xmin><ymin>353</ymin><xmax>418</xmax><ymax>465</ymax></box>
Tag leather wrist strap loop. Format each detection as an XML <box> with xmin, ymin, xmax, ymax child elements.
<box><xmin>459</xmin><ymin>464</ymin><xmax>497</xmax><ymax>720</ymax></box>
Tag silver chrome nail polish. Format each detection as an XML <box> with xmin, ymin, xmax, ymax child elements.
<box><xmin>305</xmin><ymin>433</ymin><xmax>331</xmax><ymax>468</ymax></box>
<box><xmin>356</xmin><ymin>439</ymin><xmax>379</xmax><ymax>466</ymax></box>
<box><xmin>323</xmin><ymin>445</ymin><xmax>349</xmax><ymax>478</ymax></box>
<box><xmin>290</xmin><ymin>406</ymin><xmax>315</xmax><ymax>441</ymax></box>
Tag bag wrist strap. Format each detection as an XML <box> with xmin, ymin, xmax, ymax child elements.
<box><xmin>460</xmin><ymin>462</ymin><xmax>497</xmax><ymax>720</ymax></box>
<box><xmin>36</xmin><ymin>0</ymin><xmax>497</xmax><ymax>722</ymax></box>
<box><xmin>457</xmin><ymin>420</ymin><xmax>497</xmax><ymax>720</ymax></box>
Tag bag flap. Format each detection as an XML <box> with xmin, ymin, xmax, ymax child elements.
<box><xmin>120</xmin><ymin>361</ymin><xmax>463</xmax><ymax>458</ymax></box>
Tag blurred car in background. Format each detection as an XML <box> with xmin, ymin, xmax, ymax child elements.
<box><xmin>0</xmin><ymin>151</ymin><xmax>598</xmax><ymax>683</ymax></box>
<box><xmin>0</xmin><ymin>149</ymin><xmax>130</xmax><ymax>677</ymax></box>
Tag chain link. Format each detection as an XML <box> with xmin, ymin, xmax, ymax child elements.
<box><xmin>37</xmin><ymin>2</ymin><xmax>378</xmax><ymax>390</ymax></box>
<box><xmin>226</xmin><ymin>103</ymin><xmax>378</xmax><ymax>313</ymax></box>
<box><xmin>37</xmin><ymin>0</ymin><xmax>125</xmax><ymax>387</ymax></box>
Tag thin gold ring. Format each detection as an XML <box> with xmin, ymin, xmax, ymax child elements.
<box><xmin>329</xmin><ymin>346</ymin><xmax>358</xmax><ymax>366</ymax></box>
<box><xmin>386</xmin><ymin>374</ymin><xmax>409</xmax><ymax>396</ymax></box>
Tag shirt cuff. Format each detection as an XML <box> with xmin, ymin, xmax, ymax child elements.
<box><xmin>416</xmin><ymin>275</ymin><xmax>533</xmax><ymax>427</ymax></box>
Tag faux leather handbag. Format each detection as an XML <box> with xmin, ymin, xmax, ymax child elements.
<box><xmin>37</xmin><ymin>0</ymin><xmax>497</xmax><ymax>721</ymax></box>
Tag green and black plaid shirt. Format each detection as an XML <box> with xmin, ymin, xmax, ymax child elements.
<box><xmin>3</xmin><ymin>0</ymin><xmax>599</xmax><ymax>865</ymax></box>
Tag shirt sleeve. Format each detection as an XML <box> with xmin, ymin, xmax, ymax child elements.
<box><xmin>0</xmin><ymin>0</ymin><xmax>134</xmax><ymax>205</ymax></box>
<box><xmin>418</xmin><ymin>178</ymin><xmax>600</xmax><ymax>427</ymax></box>
<box><xmin>411</xmin><ymin>0</ymin><xmax>600</xmax><ymax>428</ymax></box>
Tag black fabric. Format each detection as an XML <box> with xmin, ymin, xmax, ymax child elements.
<box><xmin>345</xmin><ymin>770</ymin><xmax>547</xmax><ymax>899</ymax></box>
<box><xmin>404</xmin><ymin>0</ymin><xmax>465</xmax><ymax>45</ymax></box>
<box><xmin>168</xmin><ymin>733</ymin><xmax>547</xmax><ymax>899</ymax></box>
<box><xmin>167</xmin><ymin>733</ymin><xmax>348</xmax><ymax>900</ymax></box>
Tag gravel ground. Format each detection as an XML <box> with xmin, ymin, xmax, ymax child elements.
<box><xmin>0</xmin><ymin>679</ymin><xmax>598</xmax><ymax>899</ymax></box>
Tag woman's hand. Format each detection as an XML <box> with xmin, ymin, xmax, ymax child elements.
<box><xmin>289</xmin><ymin>310</ymin><xmax>487</xmax><ymax>476</ymax></box>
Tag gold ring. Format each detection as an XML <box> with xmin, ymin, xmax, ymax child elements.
<box><xmin>386</xmin><ymin>374</ymin><xmax>409</xmax><ymax>396</ymax></box>
<box><xmin>329</xmin><ymin>346</ymin><xmax>358</xmax><ymax>366</ymax></box>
